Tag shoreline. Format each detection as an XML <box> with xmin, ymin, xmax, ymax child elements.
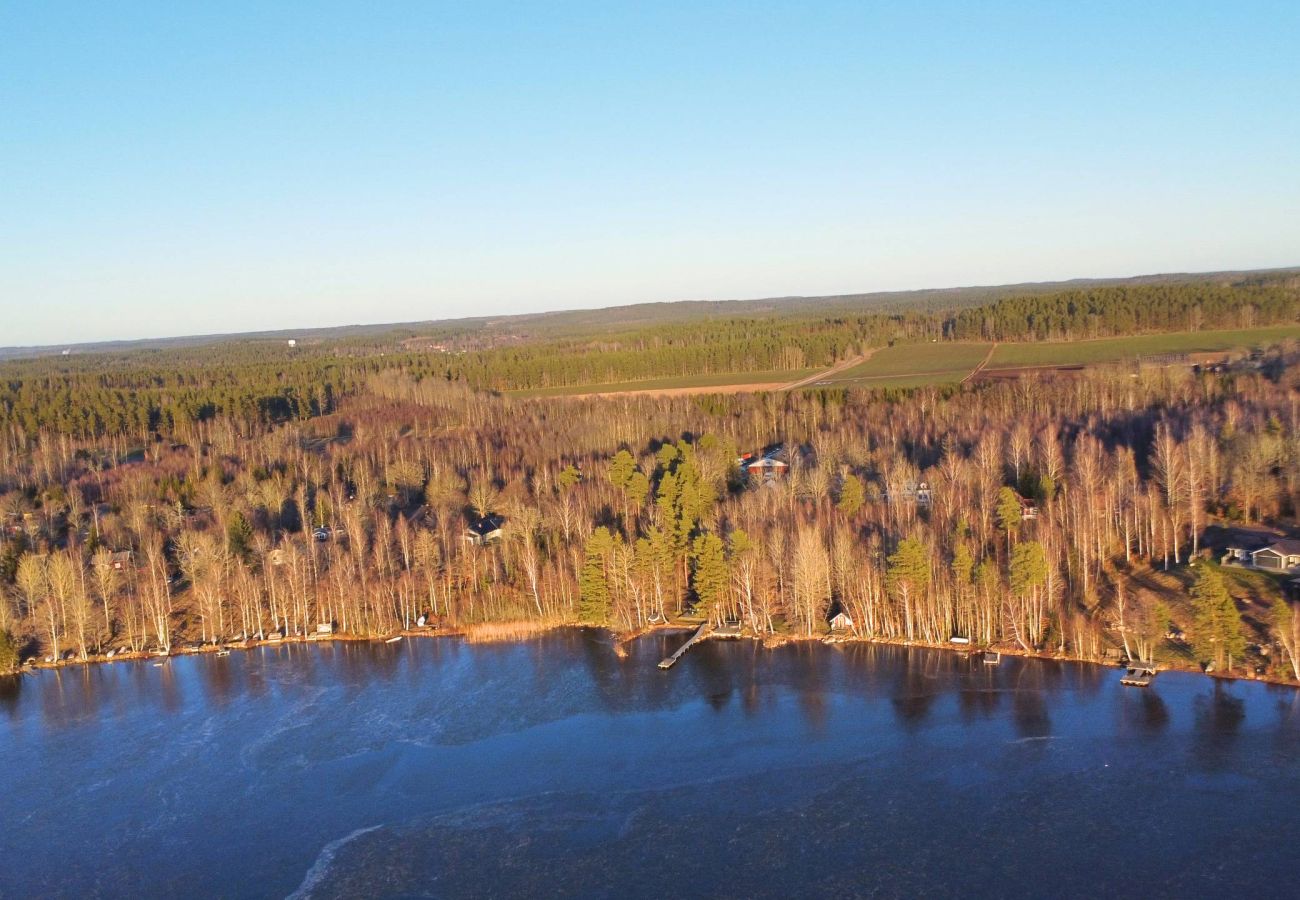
<box><xmin>4</xmin><ymin>620</ymin><xmax>1296</xmax><ymax>690</ymax></box>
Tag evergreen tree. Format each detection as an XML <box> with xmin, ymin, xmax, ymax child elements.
<box><xmin>975</xmin><ymin>559</ymin><xmax>1000</xmax><ymax>596</ymax></box>
<box><xmin>887</xmin><ymin>537</ymin><xmax>930</xmax><ymax>639</ymax></box>
<box><xmin>625</xmin><ymin>471</ymin><xmax>650</xmax><ymax>510</ymax></box>
<box><xmin>690</xmin><ymin>532</ymin><xmax>729</xmax><ymax>615</ymax></box>
<box><xmin>557</xmin><ymin>465</ymin><xmax>582</xmax><ymax>491</ymax></box>
<box><xmin>1008</xmin><ymin>541</ymin><xmax>1047</xmax><ymax>598</ymax></box>
<box><xmin>578</xmin><ymin>527</ymin><xmax>615</xmax><ymax>624</ymax></box>
<box><xmin>226</xmin><ymin>511</ymin><xmax>254</xmax><ymax>560</ymax></box>
<box><xmin>0</xmin><ymin>628</ymin><xmax>18</xmax><ymax>671</ymax></box>
<box><xmin>1038</xmin><ymin>473</ymin><xmax>1057</xmax><ymax>502</ymax></box>
<box><xmin>886</xmin><ymin>538</ymin><xmax>929</xmax><ymax>597</ymax></box>
<box><xmin>1191</xmin><ymin>567</ymin><xmax>1246</xmax><ymax>670</ymax></box>
<box><xmin>836</xmin><ymin>473</ymin><xmax>865</xmax><ymax>518</ymax></box>
<box><xmin>996</xmin><ymin>486</ymin><xmax>1023</xmax><ymax>546</ymax></box>
<box><xmin>729</xmin><ymin>528</ymin><xmax>753</xmax><ymax>556</ymax></box>
<box><xmin>951</xmin><ymin>541</ymin><xmax>975</xmax><ymax>588</ymax></box>
<box><xmin>607</xmin><ymin>449</ymin><xmax>636</xmax><ymax>489</ymax></box>
<box><xmin>655</xmin><ymin>443</ymin><xmax>682</xmax><ymax>471</ymax></box>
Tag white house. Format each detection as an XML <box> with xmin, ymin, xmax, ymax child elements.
<box><xmin>886</xmin><ymin>481</ymin><xmax>932</xmax><ymax>506</ymax></box>
<box><xmin>464</xmin><ymin>514</ymin><xmax>506</xmax><ymax>546</ymax></box>
<box><xmin>1251</xmin><ymin>540</ymin><xmax>1300</xmax><ymax>573</ymax></box>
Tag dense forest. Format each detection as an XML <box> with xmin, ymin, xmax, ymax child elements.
<box><xmin>2</xmin><ymin>315</ymin><xmax>1299</xmax><ymax>680</ymax></box>
<box><xmin>3</xmin><ymin>274</ymin><xmax>1297</xmax><ymax>440</ymax></box>
<box><xmin>948</xmin><ymin>280</ymin><xmax>1299</xmax><ymax>341</ymax></box>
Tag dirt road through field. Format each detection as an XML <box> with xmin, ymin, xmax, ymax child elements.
<box><xmin>561</xmin><ymin>381</ymin><xmax>791</xmax><ymax>399</ymax></box>
<box><xmin>780</xmin><ymin>350</ymin><xmax>874</xmax><ymax>390</ymax></box>
<box><xmin>962</xmin><ymin>342</ymin><xmax>998</xmax><ymax>384</ymax></box>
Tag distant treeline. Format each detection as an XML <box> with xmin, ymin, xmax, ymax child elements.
<box><xmin>948</xmin><ymin>280</ymin><xmax>1298</xmax><ymax>341</ymax></box>
<box><xmin>1</xmin><ymin>275</ymin><xmax>1296</xmax><ymax>438</ymax></box>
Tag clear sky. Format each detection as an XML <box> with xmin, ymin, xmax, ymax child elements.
<box><xmin>2</xmin><ymin>1</ymin><xmax>1297</xmax><ymax>346</ymax></box>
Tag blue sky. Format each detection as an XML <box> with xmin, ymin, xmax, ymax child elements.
<box><xmin>2</xmin><ymin>1</ymin><xmax>1297</xmax><ymax>345</ymax></box>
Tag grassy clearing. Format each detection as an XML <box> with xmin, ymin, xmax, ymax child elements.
<box><xmin>1219</xmin><ymin>560</ymin><xmax>1290</xmax><ymax>610</ymax></box>
<box><xmin>989</xmin><ymin>325</ymin><xmax>1300</xmax><ymax>368</ymax></box>
<box><xmin>511</xmin><ymin>368</ymin><xmax>813</xmax><ymax>398</ymax></box>
<box><xmin>828</xmin><ymin>342</ymin><xmax>993</xmax><ymax>383</ymax></box>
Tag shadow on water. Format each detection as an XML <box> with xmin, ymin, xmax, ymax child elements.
<box><xmin>1118</xmin><ymin>687</ymin><xmax>1170</xmax><ymax>734</ymax></box>
<box><xmin>890</xmin><ymin>647</ymin><xmax>942</xmax><ymax>729</ymax></box>
<box><xmin>687</xmin><ymin>639</ymin><xmax>739</xmax><ymax>714</ymax></box>
<box><xmin>1191</xmin><ymin>680</ymin><xmax>1246</xmax><ymax>772</ymax></box>
<box><xmin>957</xmin><ymin>656</ymin><xmax>1006</xmax><ymax>722</ymax></box>
<box><xmin>787</xmin><ymin>642</ymin><xmax>831</xmax><ymax>733</ymax></box>
<box><xmin>1011</xmin><ymin>663</ymin><xmax>1053</xmax><ymax>739</ymax></box>
<box><xmin>0</xmin><ymin>674</ymin><xmax>20</xmax><ymax>720</ymax></box>
<box><xmin>578</xmin><ymin>626</ymin><xmax>630</xmax><ymax>712</ymax></box>
<box><xmin>196</xmin><ymin>652</ymin><xmax>240</xmax><ymax>708</ymax></box>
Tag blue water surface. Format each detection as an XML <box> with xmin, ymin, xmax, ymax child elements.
<box><xmin>2</xmin><ymin>630</ymin><xmax>1298</xmax><ymax>898</ymax></box>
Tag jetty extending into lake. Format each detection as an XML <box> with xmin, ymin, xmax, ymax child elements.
<box><xmin>659</xmin><ymin>622</ymin><xmax>713</xmax><ymax>669</ymax></box>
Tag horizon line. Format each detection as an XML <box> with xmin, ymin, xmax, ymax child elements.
<box><xmin>5</xmin><ymin>262</ymin><xmax>1297</xmax><ymax>356</ymax></box>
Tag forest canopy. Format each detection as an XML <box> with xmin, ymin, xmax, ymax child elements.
<box><xmin>2</xmin><ymin>273</ymin><xmax>1296</xmax><ymax>439</ymax></box>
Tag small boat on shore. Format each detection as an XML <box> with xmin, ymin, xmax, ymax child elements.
<box><xmin>385</xmin><ymin>635</ymin><xmax>403</xmax><ymax>644</ymax></box>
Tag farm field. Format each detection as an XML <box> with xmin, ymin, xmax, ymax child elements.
<box><xmin>513</xmin><ymin>324</ymin><xmax>1300</xmax><ymax>398</ymax></box>
<box><xmin>987</xmin><ymin>324</ymin><xmax>1300</xmax><ymax>368</ymax></box>
<box><xmin>822</xmin><ymin>342</ymin><xmax>993</xmax><ymax>384</ymax></box>
<box><xmin>824</xmin><ymin>324</ymin><xmax>1300</xmax><ymax>389</ymax></box>
<box><xmin>510</xmin><ymin>368</ymin><xmax>815</xmax><ymax>398</ymax></box>
<box><xmin>826</xmin><ymin>371</ymin><xmax>969</xmax><ymax>390</ymax></box>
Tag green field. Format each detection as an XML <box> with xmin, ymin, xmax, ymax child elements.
<box><xmin>827</xmin><ymin>342</ymin><xmax>993</xmax><ymax>384</ymax></box>
<box><xmin>987</xmin><ymin>325</ymin><xmax>1300</xmax><ymax>368</ymax></box>
<box><xmin>828</xmin><ymin>372</ymin><xmax>968</xmax><ymax>390</ymax></box>
<box><xmin>510</xmin><ymin>368</ymin><xmax>814</xmax><ymax>398</ymax></box>
<box><xmin>515</xmin><ymin>324</ymin><xmax>1300</xmax><ymax>398</ymax></box>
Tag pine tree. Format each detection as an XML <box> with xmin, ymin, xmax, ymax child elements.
<box><xmin>625</xmin><ymin>471</ymin><xmax>650</xmax><ymax>510</ymax></box>
<box><xmin>0</xmin><ymin>628</ymin><xmax>18</xmax><ymax>671</ymax></box>
<box><xmin>887</xmin><ymin>538</ymin><xmax>930</xmax><ymax>594</ymax></box>
<box><xmin>886</xmin><ymin>537</ymin><xmax>930</xmax><ymax>640</ymax></box>
<box><xmin>1191</xmin><ymin>567</ymin><xmax>1245</xmax><ymax>670</ymax></box>
<box><xmin>556</xmin><ymin>465</ymin><xmax>581</xmax><ymax>491</ymax></box>
<box><xmin>226</xmin><ymin>511</ymin><xmax>254</xmax><ymax>560</ymax></box>
<box><xmin>952</xmin><ymin>542</ymin><xmax>975</xmax><ymax>589</ymax></box>
<box><xmin>729</xmin><ymin>529</ymin><xmax>753</xmax><ymax>556</ymax></box>
<box><xmin>836</xmin><ymin>473</ymin><xmax>865</xmax><ymax>518</ymax></box>
<box><xmin>607</xmin><ymin>449</ymin><xmax>636</xmax><ymax>489</ymax></box>
<box><xmin>578</xmin><ymin>527</ymin><xmax>615</xmax><ymax>624</ymax></box>
<box><xmin>1008</xmin><ymin>541</ymin><xmax>1047</xmax><ymax>598</ymax></box>
<box><xmin>690</xmin><ymin>532</ymin><xmax>729</xmax><ymax>615</ymax></box>
<box><xmin>996</xmin><ymin>486</ymin><xmax>1022</xmax><ymax>547</ymax></box>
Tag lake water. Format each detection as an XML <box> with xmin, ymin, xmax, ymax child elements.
<box><xmin>3</xmin><ymin>630</ymin><xmax>1299</xmax><ymax>898</ymax></box>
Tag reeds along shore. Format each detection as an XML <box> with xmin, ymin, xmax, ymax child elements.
<box><xmin>2</xmin><ymin>342</ymin><xmax>1300</xmax><ymax>685</ymax></box>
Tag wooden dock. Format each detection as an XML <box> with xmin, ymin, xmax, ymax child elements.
<box><xmin>658</xmin><ymin>622</ymin><xmax>713</xmax><ymax>669</ymax></box>
<box><xmin>1121</xmin><ymin>660</ymin><xmax>1158</xmax><ymax>686</ymax></box>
